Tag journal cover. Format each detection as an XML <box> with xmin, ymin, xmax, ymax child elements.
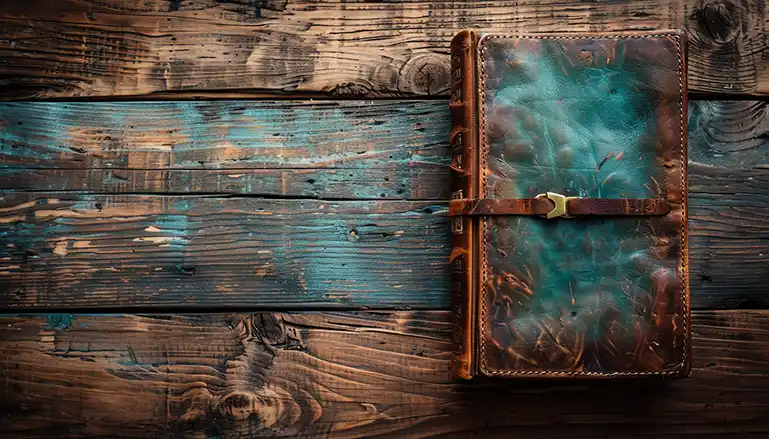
<box><xmin>449</xmin><ymin>30</ymin><xmax>690</xmax><ymax>378</ymax></box>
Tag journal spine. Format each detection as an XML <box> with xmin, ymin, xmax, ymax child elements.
<box><xmin>449</xmin><ymin>30</ymin><xmax>477</xmax><ymax>380</ymax></box>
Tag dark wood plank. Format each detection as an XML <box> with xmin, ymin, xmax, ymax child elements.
<box><xmin>0</xmin><ymin>168</ymin><xmax>448</xmax><ymax>200</ymax></box>
<box><xmin>0</xmin><ymin>194</ymin><xmax>448</xmax><ymax>309</ymax></box>
<box><xmin>688</xmin><ymin>100</ymin><xmax>769</xmax><ymax>308</ymax></box>
<box><xmin>0</xmin><ymin>0</ymin><xmax>766</xmax><ymax>99</ymax></box>
<box><xmin>1</xmin><ymin>310</ymin><xmax>768</xmax><ymax>438</ymax></box>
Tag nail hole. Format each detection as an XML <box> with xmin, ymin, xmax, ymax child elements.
<box><xmin>178</xmin><ymin>266</ymin><xmax>196</xmax><ymax>275</ymax></box>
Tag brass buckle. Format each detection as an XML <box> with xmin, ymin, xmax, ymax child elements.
<box><xmin>535</xmin><ymin>192</ymin><xmax>575</xmax><ymax>219</ymax></box>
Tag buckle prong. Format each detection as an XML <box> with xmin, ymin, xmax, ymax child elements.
<box><xmin>535</xmin><ymin>192</ymin><xmax>575</xmax><ymax>219</ymax></box>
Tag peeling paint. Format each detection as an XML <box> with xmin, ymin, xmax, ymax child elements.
<box><xmin>45</xmin><ymin>314</ymin><xmax>75</xmax><ymax>330</ymax></box>
<box><xmin>133</xmin><ymin>236</ymin><xmax>188</xmax><ymax>244</ymax></box>
<box><xmin>53</xmin><ymin>240</ymin><xmax>68</xmax><ymax>256</ymax></box>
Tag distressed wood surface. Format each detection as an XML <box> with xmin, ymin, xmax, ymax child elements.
<box><xmin>0</xmin><ymin>167</ymin><xmax>449</xmax><ymax>200</ymax></box>
<box><xmin>688</xmin><ymin>100</ymin><xmax>769</xmax><ymax>308</ymax></box>
<box><xmin>1</xmin><ymin>310</ymin><xmax>768</xmax><ymax>438</ymax></box>
<box><xmin>0</xmin><ymin>0</ymin><xmax>767</xmax><ymax>99</ymax></box>
<box><xmin>0</xmin><ymin>194</ymin><xmax>448</xmax><ymax>309</ymax></box>
<box><xmin>1</xmin><ymin>100</ymin><xmax>769</xmax><ymax>308</ymax></box>
<box><xmin>0</xmin><ymin>101</ymin><xmax>448</xmax><ymax>200</ymax></box>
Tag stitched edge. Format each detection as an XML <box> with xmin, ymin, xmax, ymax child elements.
<box><xmin>478</xmin><ymin>32</ymin><xmax>688</xmax><ymax>377</ymax></box>
<box><xmin>677</xmin><ymin>34</ymin><xmax>690</xmax><ymax>375</ymax></box>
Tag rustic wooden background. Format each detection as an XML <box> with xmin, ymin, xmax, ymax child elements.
<box><xmin>1</xmin><ymin>1</ymin><xmax>768</xmax><ymax>438</ymax></box>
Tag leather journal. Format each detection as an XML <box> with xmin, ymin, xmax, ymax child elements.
<box><xmin>449</xmin><ymin>30</ymin><xmax>690</xmax><ymax>378</ymax></box>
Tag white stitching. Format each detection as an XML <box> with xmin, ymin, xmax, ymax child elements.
<box><xmin>478</xmin><ymin>32</ymin><xmax>688</xmax><ymax>377</ymax></box>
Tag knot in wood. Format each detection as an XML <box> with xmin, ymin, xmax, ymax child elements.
<box><xmin>697</xmin><ymin>0</ymin><xmax>742</xmax><ymax>43</ymax></box>
<box><xmin>397</xmin><ymin>52</ymin><xmax>451</xmax><ymax>96</ymax></box>
<box><xmin>217</xmin><ymin>388</ymin><xmax>301</xmax><ymax>429</ymax></box>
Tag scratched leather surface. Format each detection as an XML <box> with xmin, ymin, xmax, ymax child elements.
<box><xmin>480</xmin><ymin>35</ymin><xmax>687</xmax><ymax>375</ymax></box>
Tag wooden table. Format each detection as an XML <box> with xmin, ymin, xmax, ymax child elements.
<box><xmin>1</xmin><ymin>1</ymin><xmax>768</xmax><ymax>438</ymax></box>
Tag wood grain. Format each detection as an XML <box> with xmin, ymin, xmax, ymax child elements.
<box><xmin>0</xmin><ymin>0</ymin><xmax>766</xmax><ymax>99</ymax></box>
<box><xmin>0</xmin><ymin>193</ymin><xmax>448</xmax><ymax>309</ymax></box>
<box><xmin>688</xmin><ymin>100</ymin><xmax>769</xmax><ymax>308</ymax></box>
<box><xmin>1</xmin><ymin>310</ymin><xmax>768</xmax><ymax>438</ymax></box>
<box><xmin>0</xmin><ymin>167</ymin><xmax>449</xmax><ymax>200</ymax></box>
<box><xmin>2</xmin><ymin>100</ymin><xmax>769</xmax><ymax>308</ymax></box>
<box><xmin>0</xmin><ymin>101</ymin><xmax>448</xmax><ymax>200</ymax></box>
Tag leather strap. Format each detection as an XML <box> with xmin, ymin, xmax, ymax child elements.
<box><xmin>448</xmin><ymin>197</ymin><xmax>670</xmax><ymax>217</ymax></box>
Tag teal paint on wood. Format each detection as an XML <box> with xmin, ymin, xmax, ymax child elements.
<box><xmin>0</xmin><ymin>101</ymin><xmax>449</xmax><ymax>168</ymax></box>
<box><xmin>0</xmin><ymin>193</ymin><xmax>450</xmax><ymax>309</ymax></box>
<box><xmin>45</xmin><ymin>314</ymin><xmax>75</xmax><ymax>330</ymax></box>
<box><xmin>0</xmin><ymin>100</ymin><xmax>768</xmax><ymax>309</ymax></box>
<box><xmin>0</xmin><ymin>101</ymin><xmax>450</xmax><ymax>200</ymax></box>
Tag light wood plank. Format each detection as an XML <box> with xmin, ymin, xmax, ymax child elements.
<box><xmin>1</xmin><ymin>310</ymin><xmax>768</xmax><ymax>438</ymax></box>
<box><xmin>0</xmin><ymin>0</ymin><xmax>766</xmax><ymax>99</ymax></box>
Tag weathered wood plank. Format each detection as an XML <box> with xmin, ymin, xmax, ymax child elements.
<box><xmin>2</xmin><ymin>100</ymin><xmax>769</xmax><ymax>308</ymax></box>
<box><xmin>0</xmin><ymin>0</ymin><xmax>766</xmax><ymax>99</ymax></box>
<box><xmin>0</xmin><ymin>194</ymin><xmax>448</xmax><ymax>308</ymax></box>
<box><xmin>0</xmin><ymin>101</ymin><xmax>445</xmax><ymax>170</ymax></box>
<box><xmin>0</xmin><ymin>167</ymin><xmax>448</xmax><ymax>200</ymax></box>
<box><xmin>0</xmin><ymin>101</ymin><xmax>448</xmax><ymax>200</ymax></box>
<box><xmin>688</xmin><ymin>100</ymin><xmax>769</xmax><ymax>308</ymax></box>
<box><xmin>1</xmin><ymin>310</ymin><xmax>768</xmax><ymax>438</ymax></box>
<box><xmin>0</xmin><ymin>101</ymin><xmax>769</xmax><ymax>308</ymax></box>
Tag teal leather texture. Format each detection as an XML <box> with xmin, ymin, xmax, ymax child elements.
<box><xmin>479</xmin><ymin>34</ymin><xmax>688</xmax><ymax>376</ymax></box>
